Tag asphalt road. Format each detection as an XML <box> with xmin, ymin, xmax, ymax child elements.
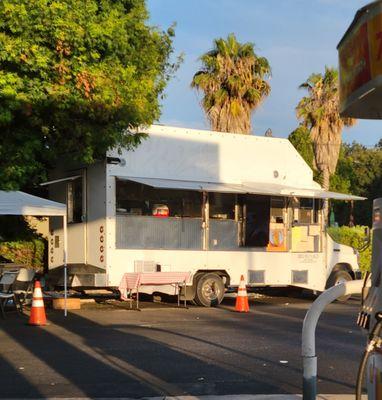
<box><xmin>0</xmin><ymin>293</ymin><xmax>365</xmax><ymax>398</ymax></box>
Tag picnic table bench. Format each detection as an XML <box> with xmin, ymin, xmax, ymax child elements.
<box><xmin>119</xmin><ymin>272</ymin><xmax>191</xmax><ymax>309</ymax></box>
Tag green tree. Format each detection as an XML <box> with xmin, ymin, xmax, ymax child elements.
<box><xmin>288</xmin><ymin>125</ymin><xmax>314</xmax><ymax>169</ymax></box>
<box><xmin>329</xmin><ymin>142</ymin><xmax>382</xmax><ymax>226</ymax></box>
<box><xmin>191</xmin><ymin>33</ymin><xmax>271</xmax><ymax>134</ymax></box>
<box><xmin>296</xmin><ymin>67</ymin><xmax>356</xmax><ymax>192</ymax></box>
<box><xmin>329</xmin><ymin>145</ymin><xmax>353</xmax><ymax>194</ymax></box>
<box><xmin>342</xmin><ymin>143</ymin><xmax>382</xmax><ymax>225</ymax></box>
<box><xmin>0</xmin><ymin>0</ymin><xmax>178</xmax><ymax>189</ymax></box>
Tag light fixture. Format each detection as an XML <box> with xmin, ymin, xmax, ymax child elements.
<box><xmin>106</xmin><ymin>157</ymin><xmax>126</xmax><ymax>166</ymax></box>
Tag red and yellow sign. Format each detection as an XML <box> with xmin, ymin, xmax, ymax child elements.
<box><xmin>339</xmin><ymin>22</ymin><xmax>371</xmax><ymax>107</ymax></box>
<box><xmin>368</xmin><ymin>13</ymin><xmax>382</xmax><ymax>77</ymax></box>
<box><xmin>338</xmin><ymin>4</ymin><xmax>382</xmax><ymax>117</ymax></box>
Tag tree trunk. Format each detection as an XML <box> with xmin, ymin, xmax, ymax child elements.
<box><xmin>322</xmin><ymin>168</ymin><xmax>330</xmax><ymax>225</ymax></box>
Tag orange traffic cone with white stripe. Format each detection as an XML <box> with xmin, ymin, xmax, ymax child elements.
<box><xmin>235</xmin><ymin>275</ymin><xmax>249</xmax><ymax>312</ymax></box>
<box><xmin>28</xmin><ymin>281</ymin><xmax>46</xmax><ymax>326</ymax></box>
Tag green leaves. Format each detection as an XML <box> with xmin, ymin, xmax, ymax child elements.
<box><xmin>327</xmin><ymin>226</ymin><xmax>371</xmax><ymax>272</ymax></box>
<box><xmin>296</xmin><ymin>67</ymin><xmax>356</xmax><ymax>191</ymax></box>
<box><xmin>332</xmin><ymin>143</ymin><xmax>382</xmax><ymax>226</ymax></box>
<box><xmin>191</xmin><ymin>33</ymin><xmax>271</xmax><ymax>134</ymax></box>
<box><xmin>0</xmin><ymin>0</ymin><xmax>178</xmax><ymax>189</ymax></box>
<box><xmin>290</xmin><ymin>135</ymin><xmax>382</xmax><ymax>227</ymax></box>
<box><xmin>0</xmin><ymin>239</ymin><xmax>45</xmax><ymax>271</ymax></box>
<box><xmin>288</xmin><ymin>126</ymin><xmax>314</xmax><ymax>170</ymax></box>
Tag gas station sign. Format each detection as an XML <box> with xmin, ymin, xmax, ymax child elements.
<box><xmin>338</xmin><ymin>1</ymin><xmax>382</xmax><ymax>118</ymax></box>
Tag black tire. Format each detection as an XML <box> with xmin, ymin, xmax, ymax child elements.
<box><xmin>194</xmin><ymin>273</ymin><xmax>225</xmax><ymax>307</ymax></box>
<box><xmin>326</xmin><ymin>270</ymin><xmax>353</xmax><ymax>303</ymax></box>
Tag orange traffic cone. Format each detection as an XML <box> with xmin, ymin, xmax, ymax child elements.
<box><xmin>235</xmin><ymin>275</ymin><xmax>249</xmax><ymax>312</ymax></box>
<box><xmin>28</xmin><ymin>281</ymin><xmax>47</xmax><ymax>326</ymax></box>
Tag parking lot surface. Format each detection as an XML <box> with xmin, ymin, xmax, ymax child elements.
<box><xmin>0</xmin><ymin>294</ymin><xmax>364</xmax><ymax>398</ymax></box>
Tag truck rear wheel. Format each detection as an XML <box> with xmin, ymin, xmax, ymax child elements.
<box><xmin>194</xmin><ymin>273</ymin><xmax>225</xmax><ymax>307</ymax></box>
<box><xmin>326</xmin><ymin>270</ymin><xmax>352</xmax><ymax>303</ymax></box>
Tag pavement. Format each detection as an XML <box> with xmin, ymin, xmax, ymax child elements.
<box><xmin>0</xmin><ymin>294</ymin><xmax>366</xmax><ymax>399</ymax></box>
<box><xmin>1</xmin><ymin>394</ymin><xmax>367</xmax><ymax>400</ymax></box>
<box><xmin>147</xmin><ymin>396</ymin><xmax>365</xmax><ymax>399</ymax></box>
<box><xmin>148</xmin><ymin>396</ymin><xmax>366</xmax><ymax>400</ymax></box>
<box><xmin>0</xmin><ymin>395</ymin><xmax>367</xmax><ymax>399</ymax></box>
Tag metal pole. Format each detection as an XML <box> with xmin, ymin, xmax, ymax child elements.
<box><xmin>302</xmin><ymin>279</ymin><xmax>365</xmax><ymax>400</ymax></box>
<box><xmin>63</xmin><ymin>214</ymin><xmax>68</xmax><ymax>317</ymax></box>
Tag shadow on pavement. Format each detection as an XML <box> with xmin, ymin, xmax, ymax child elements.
<box><xmin>0</xmin><ymin>354</ymin><xmax>44</xmax><ymax>398</ymax></box>
<box><xmin>0</xmin><ymin>310</ymin><xmax>282</xmax><ymax>398</ymax></box>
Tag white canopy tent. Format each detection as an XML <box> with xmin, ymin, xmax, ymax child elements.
<box><xmin>0</xmin><ymin>191</ymin><xmax>69</xmax><ymax>316</ymax></box>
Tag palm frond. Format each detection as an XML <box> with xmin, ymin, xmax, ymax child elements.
<box><xmin>191</xmin><ymin>33</ymin><xmax>271</xmax><ymax>133</ymax></box>
<box><xmin>295</xmin><ymin>66</ymin><xmax>357</xmax><ymax>188</ymax></box>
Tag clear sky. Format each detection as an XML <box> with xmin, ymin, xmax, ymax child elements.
<box><xmin>147</xmin><ymin>0</ymin><xmax>381</xmax><ymax>147</ymax></box>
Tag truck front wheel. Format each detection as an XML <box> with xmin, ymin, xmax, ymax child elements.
<box><xmin>194</xmin><ymin>273</ymin><xmax>225</xmax><ymax>307</ymax></box>
<box><xmin>326</xmin><ymin>270</ymin><xmax>352</xmax><ymax>303</ymax></box>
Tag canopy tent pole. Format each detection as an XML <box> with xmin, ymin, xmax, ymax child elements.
<box><xmin>63</xmin><ymin>214</ymin><xmax>68</xmax><ymax>317</ymax></box>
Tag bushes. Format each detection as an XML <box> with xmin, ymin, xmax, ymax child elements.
<box><xmin>0</xmin><ymin>239</ymin><xmax>45</xmax><ymax>271</ymax></box>
<box><xmin>0</xmin><ymin>216</ymin><xmax>46</xmax><ymax>272</ymax></box>
<box><xmin>327</xmin><ymin>225</ymin><xmax>371</xmax><ymax>272</ymax></box>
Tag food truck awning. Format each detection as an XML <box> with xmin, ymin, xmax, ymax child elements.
<box><xmin>116</xmin><ymin>176</ymin><xmax>365</xmax><ymax>200</ymax></box>
<box><xmin>243</xmin><ymin>182</ymin><xmax>366</xmax><ymax>200</ymax></box>
<box><xmin>276</xmin><ymin>187</ymin><xmax>365</xmax><ymax>200</ymax></box>
<box><xmin>118</xmin><ymin>176</ymin><xmax>246</xmax><ymax>193</ymax></box>
<box><xmin>40</xmin><ymin>175</ymin><xmax>82</xmax><ymax>187</ymax></box>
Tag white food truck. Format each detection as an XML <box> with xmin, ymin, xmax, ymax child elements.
<box><xmin>45</xmin><ymin>125</ymin><xmax>363</xmax><ymax>306</ymax></box>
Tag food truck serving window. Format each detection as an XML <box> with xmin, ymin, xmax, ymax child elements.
<box><xmin>293</xmin><ymin>198</ymin><xmax>321</xmax><ymax>224</ymax></box>
<box><xmin>244</xmin><ymin>195</ymin><xmax>270</xmax><ymax>248</ymax></box>
<box><xmin>270</xmin><ymin>197</ymin><xmax>285</xmax><ymax>223</ymax></box>
<box><xmin>208</xmin><ymin>193</ymin><xmax>237</xmax><ymax>250</ymax></box>
<box><xmin>209</xmin><ymin>193</ymin><xmax>235</xmax><ymax>219</ymax></box>
<box><xmin>291</xmin><ymin>197</ymin><xmax>322</xmax><ymax>253</ymax></box>
<box><xmin>115</xmin><ymin>179</ymin><xmax>203</xmax><ymax>250</ymax></box>
<box><xmin>116</xmin><ymin>179</ymin><xmax>202</xmax><ymax>217</ymax></box>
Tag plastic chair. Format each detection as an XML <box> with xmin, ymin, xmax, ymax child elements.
<box><xmin>14</xmin><ymin>268</ymin><xmax>36</xmax><ymax>311</ymax></box>
<box><xmin>0</xmin><ymin>270</ymin><xmax>20</xmax><ymax>318</ymax></box>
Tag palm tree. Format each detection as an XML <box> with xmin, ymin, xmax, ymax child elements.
<box><xmin>296</xmin><ymin>67</ymin><xmax>356</xmax><ymax>192</ymax></box>
<box><xmin>191</xmin><ymin>33</ymin><xmax>271</xmax><ymax>134</ymax></box>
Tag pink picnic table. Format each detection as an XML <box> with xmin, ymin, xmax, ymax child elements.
<box><xmin>119</xmin><ymin>272</ymin><xmax>191</xmax><ymax>309</ymax></box>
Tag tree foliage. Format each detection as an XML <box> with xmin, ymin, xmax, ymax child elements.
<box><xmin>191</xmin><ymin>33</ymin><xmax>271</xmax><ymax>134</ymax></box>
<box><xmin>288</xmin><ymin>126</ymin><xmax>381</xmax><ymax>226</ymax></box>
<box><xmin>290</xmin><ymin>138</ymin><xmax>382</xmax><ymax>227</ymax></box>
<box><xmin>0</xmin><ymin>0</ymin><xmax>178</xmax><ymax>189</ymax></box>
<box><xmin>0</xmin><ymin>240</ymin><xmax>45</xmax><ymax>271</ymax></box>
<box><xmin>332</xmin><ymin>143</ymin><xmax>382</xmax><ymax>226</ymax></box>
<box><xmin>327</xmin><ymin>225</ymin><xmax>371</xmax><ymax>272</ymax></box>
<box><xmin>296</xmin><ymin>67</ymin><xmax>355</xmax><ymax>191</ymax></box>
<box><xmin>288</xmin><ymin>125</ymin><xmax>314</xmax><ymax>169</ymax></box>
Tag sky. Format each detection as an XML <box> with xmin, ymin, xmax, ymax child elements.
<box><xmin>147</xmin><ymin>0</ymin><xmax>381</xmax><ymax>147</ymax></box>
